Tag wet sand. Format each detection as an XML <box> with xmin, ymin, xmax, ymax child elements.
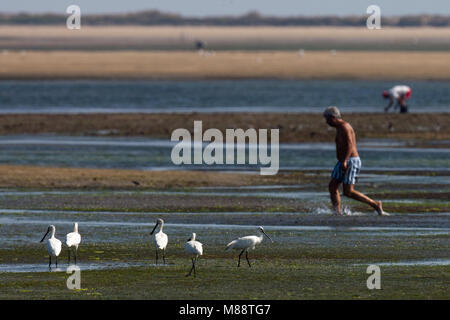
<box><xmin>3</xmin><ymin>26</ymin><xmax>450</xmax><ymax>51</ymax></box>
<box><xmin>0</xmin><ymin>164</ymin><xmax>285</xmax><ymax>189</ymax></box>
<box><xmin>0</xmin><ymin>170</ymin><xmax>448</xmax><ymax>215</ymax></box>
<box><xmin>0</xmin><ymin>113</ymin><xmax>448</xmax><ymax>143</ymax></box>
<box><xmin>1</xmin><ymin>164</ymin><xmax>448</xmax><ymax>190</ymax></box>
<box><xmin>2</xmin><ymin>50</ymin><xmax>450</xmax><ymax>80</ymax></box>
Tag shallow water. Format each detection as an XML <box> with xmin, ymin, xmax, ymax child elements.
<box><xmin>1</xmin><ymin>214</ymin><xmax>449</xmax><ymax>245</ymax></box>
<box><xmin>1</xmin><ymin>79</ymin><xmax>449</xmax><ymax>113</ymax></box>
<box><xmin>356</xmin><ymin>259</ymin><xmax>450</xmax><ymax>267</ymax></box>
<box><xmin>1</xmin><ymin>202</ymin><xmax>448</xmax><ymax>274</ymax></box>
<box><xmin>3</xmin><ymin>258</ymin><xmax>445</xmax><ymax>273</ymax></box>
<box><xmin>0</xmin><ymin>135</ymin><xmax>448</xmax><ymax>172</ymax></box>
<box><xmin>0</xmin><ymin>262</ymin><xmax>153</xmax><ymax>273</ymax></box>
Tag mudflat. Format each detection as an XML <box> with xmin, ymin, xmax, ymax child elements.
<box><xmin>0</xmin><ymin>113</ymin><xmax>448</xmax><ymax>143</ymax></box>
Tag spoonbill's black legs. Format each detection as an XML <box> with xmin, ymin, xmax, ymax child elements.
<box><xmin>238</xmin><ymin>249</ymin><xmax>245</xmax><ymax>267</ymax></box>
<box><xmin>237</xmin><ymin>250</ymin><xmax>251</xmax><ymax>267</ymax></box>
<box><xmin>48</xmin><ymin>256</ymin><xmax>51</xmax><ymax>268</ymax></box>
<box><xmin>154</xmin><ymin>249</ymin><xmax>166</xmax><ymax>265</ymax></box>
<box><xmin>186</xmin><ymin>258</ymin><xmax>193</xmax><ymax>276</ymax></box>
<box><xmin>246</xmin><ymin>251</ymin><xmax>251</xmax><ymax>267</ymax></box>
<box><xmin>55</xmin><ymin>256</ymin><xmax>58</xmax><ymax>268</ymax></box>
<box><xmin>186</xmin><ymin>257</ymin><xmax>197</xmax><ymax>277</ymax></box>
<box><xmin>193</xmin><ymin>258</ymin><xmax>197</xmax><ymax>277</ymax></box>
<box><xmin>67</xmin><ymin>248</ymin><xmax>79</xmax><ymax>265</ymax></box>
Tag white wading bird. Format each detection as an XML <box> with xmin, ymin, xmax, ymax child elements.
<box><xmin>226</xmin><ymin>226</ymin><xmax>273</xmax><ymax>267</ymax></box>
<box><xmin>185</xmin><ymin>233</ymin><xmax>203</xmax><ymax>277</ymax></box>
<box><xmin>40</xmin><ymin>225</ymin><xmax>62</xmax><ymax>268</ymax></box>
<box><xmin>66</xmin><ymin>222</ymin><xmax>81</xmax><ymax>264</ymax></box>
<box><xmin>150</xmin><ymin>218</ymin><xmax>168</xmax><ymax>264</ymax></box>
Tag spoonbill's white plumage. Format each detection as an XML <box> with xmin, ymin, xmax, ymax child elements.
<box><xmin>66</xmin><ymin>222</ymin><xmax>81</xmax><ymax>264</ymax></box>
<box><xmin>150</xmin><ymin>218</ymin><xmax>168</xmax><ymax>264</ymax></box>
<box><xmin>40</xmin><ymin>225</ymin><xmax>62</xmax><ymax>268</ymax></box>
<box><xmin>185</xmin><ymin>233</ymin><xmax>203</xmax><ymax>277</ymax></box>
<box><xmin>226</xmin><ymin>226</ymin><xmax>273</xmax><ymax>267</ymax></box>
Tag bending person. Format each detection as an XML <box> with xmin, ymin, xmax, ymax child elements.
<box><xmin>382</xmin><ymin>85</ymin><xmax>412</xmax><ymax>113</ymax></box>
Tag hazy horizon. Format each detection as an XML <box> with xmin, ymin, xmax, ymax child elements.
<box><xmin>1</xmin><ymin>0</ymin><xmax>450</xmax><ymax>16</ymax></box>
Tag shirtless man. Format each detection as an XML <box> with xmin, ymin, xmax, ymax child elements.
<box><xmin>323</xmin><ymin>106</ymin><xmax>387</xmax><ymax>216</ymax></box>
<box><xmin>383</xmin><ymin>85</ymin><xmax>412</xmax><ymax>113</ymax></box>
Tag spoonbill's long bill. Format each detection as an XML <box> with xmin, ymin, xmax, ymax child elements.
<box><xmin>150</xmin><ymin>218</ymin><xmax>168</xmax><ymax>265</ymax></box>
<box><xmin>40</xmin><ymin>225</ymin><xmax>62</xmax><ymax>268</ymax></box>
<box><xmin>226</xmin><ymin>226</ymin><xmax>273</xmax><ymax>267</ymax></box>
<box><xmin>66</xmin><ymin>222</ymin><xmax>81</xmax><ymax>264</ymax></box>
<box><xmin>185</xmin><ymin>233</ymin><xmax>203</xmax><ymax>277</ymax></box>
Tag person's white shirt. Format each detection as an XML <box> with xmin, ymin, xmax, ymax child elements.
<box><xmin>389</xmin><ymin>85</ymin><xmax>411</xmax><ymax>99</ymax></box>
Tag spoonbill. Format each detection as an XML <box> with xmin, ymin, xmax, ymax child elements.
<box><xmin>150</xmin><ymin>218</ymin><xmax>168</xmax><ymax>265</ymax></box>
<box><xmin>40</xmin><ymin>225</ymin><xmax>62</xmax><ymax>268</ymax></box>
<box><xmin>66</xmin><ymin>222</ymin><xmax>81</xmax><ymax>264</ymax></box>
<box><xmin>185</xmin><ymin>233</ymin><xmax>203</xmax><ymax>277</ymax></box>
<box><xmin>226</xmin><ymin>226</ymin><xmax>273</xmax><ymax>267</ymax></box>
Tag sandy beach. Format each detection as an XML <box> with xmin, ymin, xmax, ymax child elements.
<box><xmin>2</xmin><ymin>25</ymin><xmax>450</xmax><ymax>51</ymax></box>
<box><xmin>2</xmin><ymin>26</ymin><xmax>450</xmax><ymax>80</ymax></box>
<box><xmin>2</xmin><ymin>50</ymin><xmax>450</xmax><ymax>80</ymax></box>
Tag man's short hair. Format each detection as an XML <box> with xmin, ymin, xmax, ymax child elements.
<box><xmin>323</xmin><ymin>106</ymin><xmax>341</xmax><ymax>119</ymax></box>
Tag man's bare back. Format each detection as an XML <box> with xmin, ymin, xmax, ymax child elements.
<box><xmin>335</xmin><ymin>121</ymin><xmax>359</xmax><ymax>163</ymax></box>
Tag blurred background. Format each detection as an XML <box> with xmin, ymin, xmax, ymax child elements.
<box><xmin>0</xmin><ymin>1</ymin><xmax>449</xmax><ymax>172</ymax></box>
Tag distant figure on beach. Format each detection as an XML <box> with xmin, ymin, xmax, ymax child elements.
<box><xmin>323</xmin><ymin>106</ymin><xmax>388</xmax><ymax>216</ymax></box>
<box><xmin>382</xmin><ymin>85</ymin><xmax>412</xmax><ymax>113</ymax></box>
<box><xmin>195</xmin><ymin>40</ymin><xmax>206</xmax><ymax>51</ymax></box>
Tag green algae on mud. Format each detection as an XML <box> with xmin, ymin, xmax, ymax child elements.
<box><xmin>0</xmin><ymin>231</ymin><xmax>449</xmax><ymax>300</ymax></box>
<box><xmin>0</xmin><ymin>166</ymin><xmax>448</xmax><ymax>299</ymax></box>
<box><xmin>1</xmin><ymin>258</ymin><xmax>448</xmax><ymax>300</ymax></box>
<box><xmin>0</xmin><ymin>185</ymin><xmax>449</xmax><ymax>214</ymax></box>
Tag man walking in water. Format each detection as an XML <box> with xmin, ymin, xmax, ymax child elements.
<box><xmin>382</xmin><ymin>85</ymin><xmax>412</xmax><ymax>113</ymax></box>
<box><xmin>323</xmin><ymin>106</ymin><xmax>387</xmax><ymax>216</ymax></box>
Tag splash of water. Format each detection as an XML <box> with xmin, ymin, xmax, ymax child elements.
<box><xmin>308</xmin><ymin>204</ymin><xmax>334</xmax><ymax>215</ymax></box>
<box><xmin>308</xmin><ymin>204</ymin><xmax>368</xmax><ymax>216</ymax></box>
<box><xmin>342</xmin><ymin>206</ymin><xmax>368</xmax><ymax>216</ymax></box>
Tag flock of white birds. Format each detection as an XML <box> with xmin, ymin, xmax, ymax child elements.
<box><xmin>40</xmin><ymin>219</ymin><xmax>273</xmax><ymax>277</ymax></box>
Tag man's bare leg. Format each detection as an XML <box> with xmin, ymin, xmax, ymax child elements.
<box><xmin>328</xmin><ymin>179</ymin><xmax>342</xmax><ymax>215</ymax></box>
<box><xmin>343</xmin><ymin>184</ymin><xmax>387</xmax><ymax>216</ymax></box>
